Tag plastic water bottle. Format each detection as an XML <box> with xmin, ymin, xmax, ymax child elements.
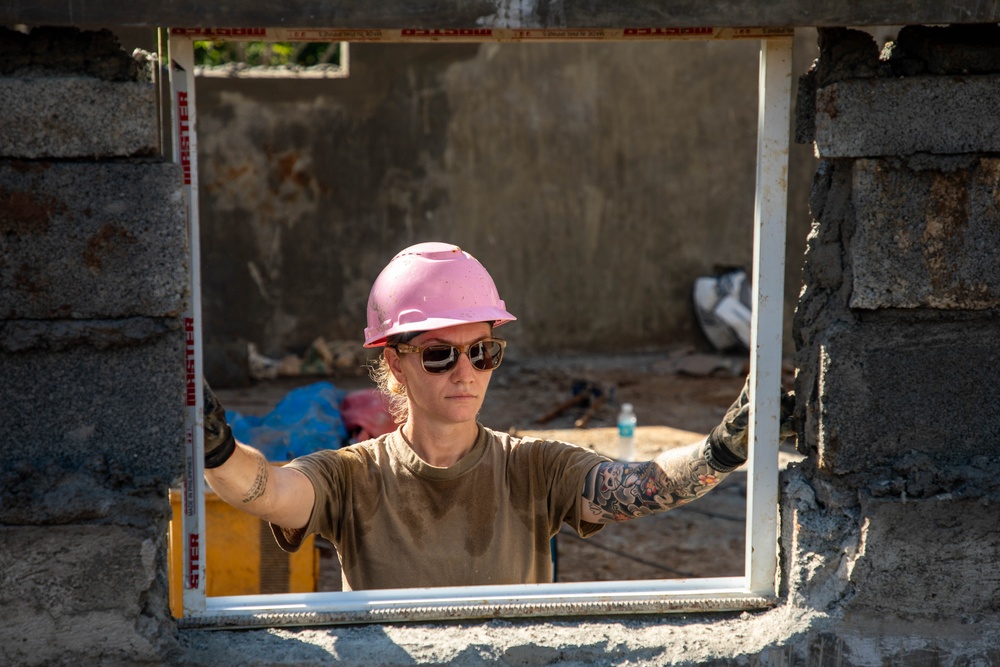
<box><xmin>617</xmin><ymin>403</ymin><xmax>636</xmax><ymax>461</ymax></box>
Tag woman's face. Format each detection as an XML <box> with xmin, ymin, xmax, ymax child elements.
<box><xmin>386</xmin><ymin>322</ymin><xmax>495</xmax><ymax>428</ymax></box>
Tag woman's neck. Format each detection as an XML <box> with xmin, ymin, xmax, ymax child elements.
<box><xmin>401</xmin><ymin>420</ymin><xmax>479</xmax><ymax>468</ymax></box>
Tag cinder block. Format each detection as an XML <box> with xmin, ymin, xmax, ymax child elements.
<box><xmin>0</xmin><ymin>160</ymin><xmax>188</xmax><ymax>319</ymax></box>
<box><xmin>847</xmin><ymin>495</ymin><xmax>1000</xmax><ymax>620</ymax></box>
<box><xmin>815</xmin><ymin>76</ymin><xmax>1000</xmax><ymax>157</ymax></box>
<box><xmin>817</xmin><ymin>317</ymin><xmax>1000</xmax><ymax>474</ymax></box>
<box><xmin>0</xmin><ymin>78</ymin><xmax>158</xmax><ymax>158</ymax></box>
<box><xmin>0</xmin><ymin>330</ymin><xmax>186</xmax><ymax>506</ymax></box>
<box><xmin>850</xmin><ymin>158</ymin><xmax>1000</xmax><ymax>310</ymax></box>
<box><xmin>0</xmin><ymin>524</ymin><xmax>171</xmax><ymax>665</ymax></box>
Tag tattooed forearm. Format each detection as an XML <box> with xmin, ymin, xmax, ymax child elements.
<box><xmin>242</xmin><ymin>453</ymin><xmax>269</xmax><ymax>504</ymax></box>
<box><xmin>582</xmin><ymin>441</ymin><xmax>727</xmax><ymax>523</ymax></box>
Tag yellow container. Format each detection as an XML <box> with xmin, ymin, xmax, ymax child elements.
<box><xmin>168</xmin><ymin>488</ymin><xmax>318</xmax><ymax>618</ymax></box>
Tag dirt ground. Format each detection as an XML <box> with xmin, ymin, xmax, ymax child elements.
<box><xmin>216</xmin><ymin>347</ymin><xmax>800</xmax><ymax>591</ymax></box>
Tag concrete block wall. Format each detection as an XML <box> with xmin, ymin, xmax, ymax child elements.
<box><xmin>788</xmin><ymin>23</ymin><xmax>1000</xmax><ymax>653</ymax></box>
<box><xmin>0</xmin><ymin>27</ymin><xmax>185</xmax><ymax>665</ymax></box>
<box><xmin>4</xmin><ymin>23</ymin><xmax>1000</xmax><ymax>667</ymax></box>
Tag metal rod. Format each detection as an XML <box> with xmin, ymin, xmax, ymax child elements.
<box><xmin>182</xmin><ymin>595</ymin><xmax>776</xmax><ymax>630</ymax></box>
<box><xmin>194</xmin><ymin>577</ymin><xmax>760</xmax><ymax>623</ymax></box>
<box><xmin>745</xmin><ymin>36</ymin><xmax>792</xmax><ymax>597</ymax></box>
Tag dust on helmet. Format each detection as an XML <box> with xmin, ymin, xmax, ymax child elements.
<box><xmin>363</xmin><ymin>242</ymin><xmax>517</xmax><ymax>348</ymax></box>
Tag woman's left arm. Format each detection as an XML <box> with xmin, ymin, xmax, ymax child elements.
<box><xmin>579</xmin><ymin>375</ymin><xmax>797</xmax><ymax>524</ymax></box>
<box><xmin>580</xmin><ymin>441</ymin><xmax>727</xmax><ymax>523</ymax></box>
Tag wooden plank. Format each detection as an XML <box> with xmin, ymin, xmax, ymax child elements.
<box><xmin>2</xmin><ymin>0</ymin><xmax>999</xmax><ymax>31</ymax></box>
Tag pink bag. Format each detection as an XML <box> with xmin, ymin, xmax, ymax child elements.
<box><xmin>340</xmin><ymin>389</ymin><xmax>396</xmax><ymax>442</ymax></box>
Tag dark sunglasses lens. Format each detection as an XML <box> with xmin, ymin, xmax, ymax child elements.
<box><xmin>421</xmin><ymin>345</ymin><xmax>459</xmax><ymax>373</ymax></box>
<box><xmin>470</xmin><ymin>341</ymin><xmax>503</xmax><ymax>371</ymax></box>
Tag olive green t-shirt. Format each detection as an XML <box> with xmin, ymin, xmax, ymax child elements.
<box><xmin>271</xmin><ymin>425</ymin><xmax>609</xmax><ymax>591</ymax></box>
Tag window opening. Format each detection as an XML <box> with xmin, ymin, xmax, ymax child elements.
<box><xmin>192</xmin><ymin>39</ymin><xmax>348</xmax><ymax>79</ymax></box>
<box><xmin>167</xmin><ymin>26</ymin><xmax>793</xmax><ymax>628</ymax></box>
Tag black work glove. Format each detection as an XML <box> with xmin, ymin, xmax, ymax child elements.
<box><xmin>703</xmin><ymin>376</ymin><xmax>798</xmax><ymax>473</ymax></box>
<box><xmin>203</xmin><ymin>379</ymin><xmax>237</xmax><ymax>469</ymax></box>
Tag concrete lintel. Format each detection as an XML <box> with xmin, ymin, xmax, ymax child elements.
<box><xmin>2</xmin><ymin>1</ymin><xmax>999</xmax><ymax>30</ymax></box>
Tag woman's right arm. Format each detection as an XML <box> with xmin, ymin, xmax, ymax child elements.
<box><xmin>202</xmin><ymin>382</ymin><xmax>315</xmax><ymax>530</ymax></box>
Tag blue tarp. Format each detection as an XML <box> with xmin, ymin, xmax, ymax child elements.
<box><xmin>226</xmin><ymin>381</ymin><xmax>349</xmax><ymax>462</ymax></box>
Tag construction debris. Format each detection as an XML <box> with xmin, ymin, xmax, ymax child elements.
<box><xmin>535</xmin><ymin>379</ymin><xmax>617</xmax><ymax>428</ymax></box>
<box><xmin>249</xmin><ymin>337</ymin><xmax>374</xmax><ymax>380</ymax></box>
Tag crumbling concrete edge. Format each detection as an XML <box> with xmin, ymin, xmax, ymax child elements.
<box><xmin>175</xmin><ymin>601</ymin><xmax>829</xmax><ymax>667</ymax></box>
<box><xmin>175</xmin><ymin>593</ymin><xmax>1000</xmax><ymax>666</ymax></box>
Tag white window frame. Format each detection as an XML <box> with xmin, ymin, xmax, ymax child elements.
<box><xmin>169</xmin><ymin>26</ymin><xmax>792</xmax><ymax>629</ymax></box>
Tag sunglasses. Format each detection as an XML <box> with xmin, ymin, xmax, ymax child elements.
<box><xmin>394</xmin><ymin>338</ymin><xmax>507</xmax><ymax>374</ymax></box>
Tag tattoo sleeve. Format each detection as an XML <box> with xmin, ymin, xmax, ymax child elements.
<box><xmin>242</xmin><ymin>453</ymin><xmax>269</xmax><ymax>504</ymax></box>
<box><xmin>581</xmin><ymin>440</ymin><xmax>728</xmax><ymax>523</ymax></box>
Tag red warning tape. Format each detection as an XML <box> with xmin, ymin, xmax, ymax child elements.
<box><xmin>169</xmin><ymin>26</ymin><xmax>793</xmax><ymax>43</ymax></box>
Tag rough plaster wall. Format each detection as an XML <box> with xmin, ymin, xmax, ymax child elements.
<box><xmin>195</xmin><ymin>37</ymin><xmax>817</xmax><ymax>363</ymax></box>
<box><xmin>435</xmin><ymin>41</ymin><xmax>765</xmax><ymax>351</ymax></box>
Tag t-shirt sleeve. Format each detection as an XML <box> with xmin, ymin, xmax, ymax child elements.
<box><xmin>522</xmin><ymin>438</ymin><xmax>611</xmax><ymax>539</ymax></box>
<box><xmin>268</xmin><ymin>449</ymin><xmax>346</xmax><ymax>553</ymax></box>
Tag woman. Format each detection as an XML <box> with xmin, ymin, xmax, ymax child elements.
<box><xmin>203</xmin><ymin>242</ymin><xmax>791</xmax><ymax>591</ymax></box>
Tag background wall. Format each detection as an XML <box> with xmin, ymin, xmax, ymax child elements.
<box><xmin>194</xmin><ymin>36</ymin><xmax>819</xmax><ymax>366</ymax></box>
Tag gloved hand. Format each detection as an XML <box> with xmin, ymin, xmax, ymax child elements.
<box><xmin>203</xmin><ymin>379</ymin><xmax>237</xmax><ymax>469</ymax></box>
<box><xmin>703</xmin><ymin>375</ymin><xmax>798</xmax><ymax>473</ymax></box>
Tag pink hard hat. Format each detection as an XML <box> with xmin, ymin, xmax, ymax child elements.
<box><xmin>364</xmin><ymin>242</ymin><xmax>516</xmax><ymax>347</ymax></box>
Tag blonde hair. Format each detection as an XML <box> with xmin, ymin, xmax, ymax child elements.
<box><xmin>370</xmin><ymin>353</ymin><xmax>409</xmax><ymax>425</ymax></box>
